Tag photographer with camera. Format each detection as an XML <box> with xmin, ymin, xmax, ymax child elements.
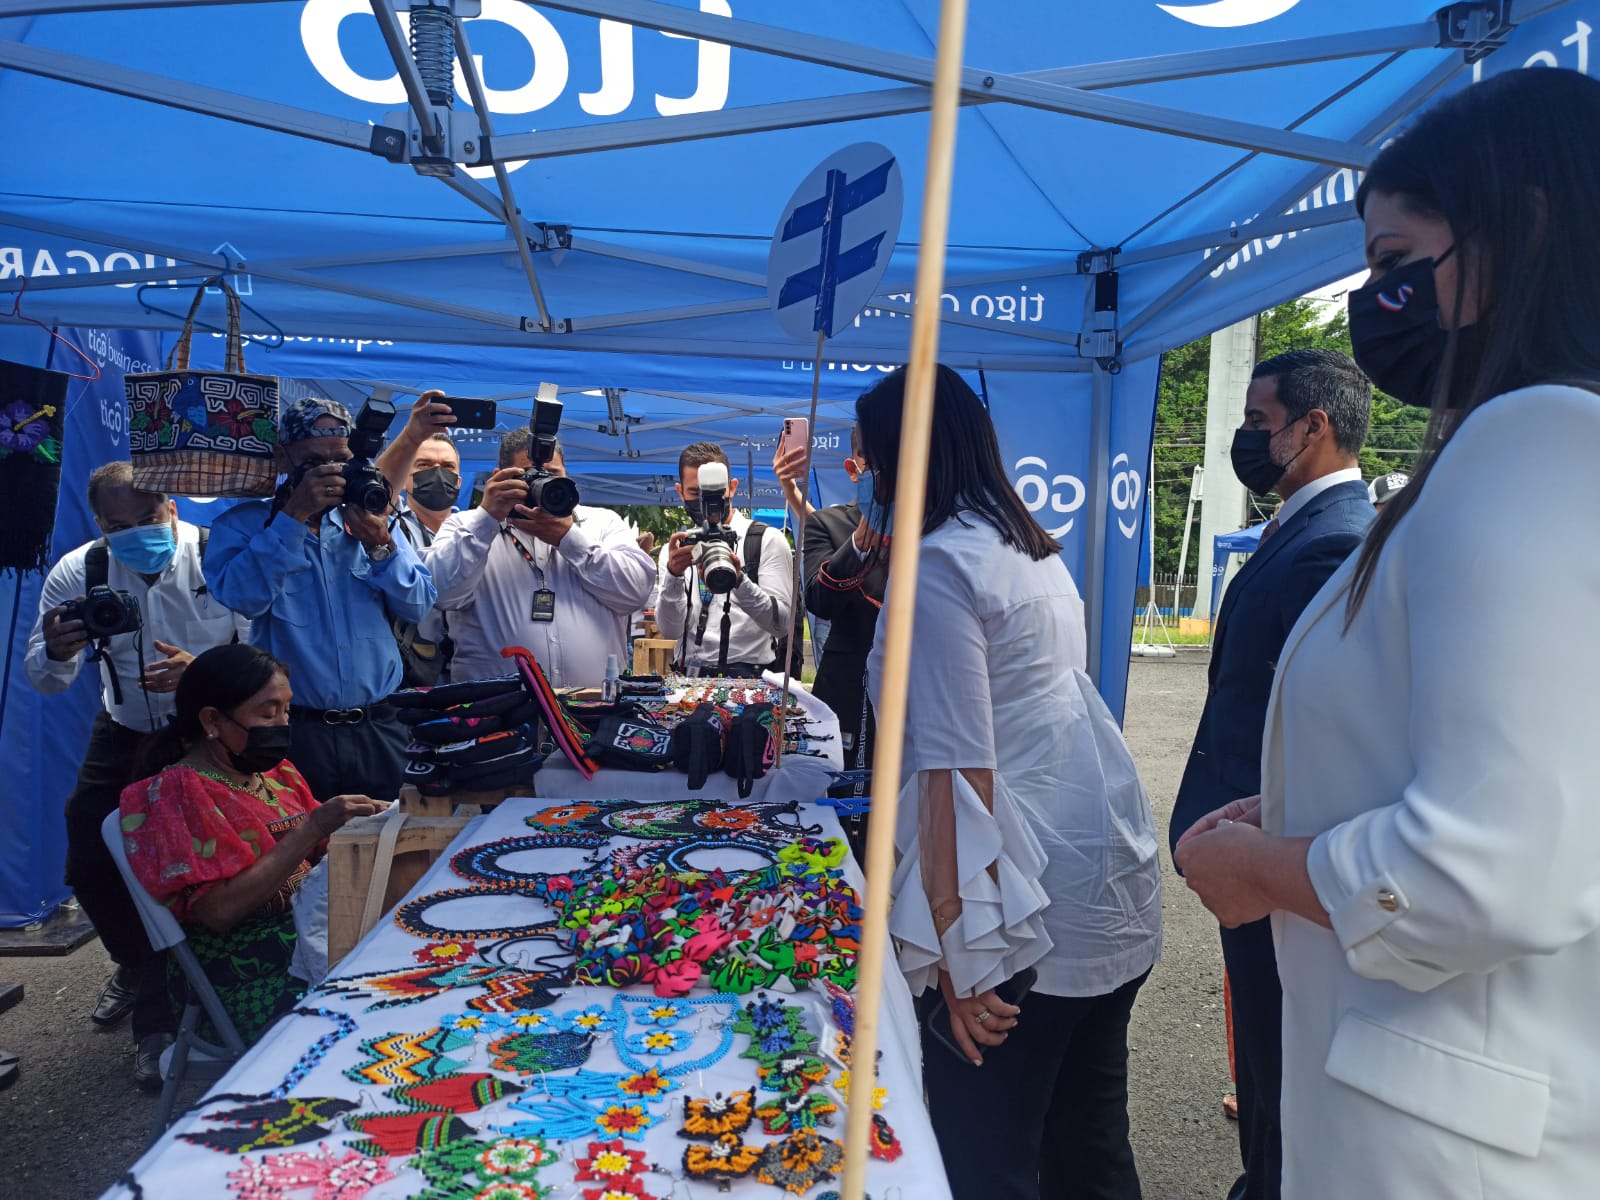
<box><xmin>24</xmin><ymin>462</ymin><xmax>247</xmax><ymax>1089</ymax></box>
<box><xmin>656</xmin><ymin>442</ymin><xmax>793</xmax><ymax>678</ymax></box>
<box><xmin>429</xmin><ymin>400</ymin><xmax>653</xmax><ymax>687</ymax></box>
<box><xmin>207</xmin><ymin>396</ymin><xmax>435</xmax><ymax>804</ymax></box>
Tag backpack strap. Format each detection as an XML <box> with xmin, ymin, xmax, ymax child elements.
<box><xmin>85</xmin><ymin>540</ymin><xmax>110</xmax><ymax>591</ymax></box>
<box><xmin>743</xmin><ymin>521</ymin><xmax>766</xmax><ymax>587</ymax></box>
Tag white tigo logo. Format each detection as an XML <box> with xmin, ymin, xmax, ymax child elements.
<box><xmin>1157</xmin><ymin>0</ymin><xmax>1301</xmax><ymax>28</ymax></box>
<box><xmin>1014</xmin><ymin>454</ymin><xmax>1142</xmax><ymax>540</ymax></box>
<box><xmin>300</xmin><ymin>0</ymin><xmax>732</xmax><ymax>174</ymax></box>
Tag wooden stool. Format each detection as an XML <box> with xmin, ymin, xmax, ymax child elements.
<box><xmin>632</xmin><ymin>637</ymin><xmax>676</xmax><ymax>677</ymax></box>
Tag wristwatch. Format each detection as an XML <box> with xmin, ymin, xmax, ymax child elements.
<box><xmin>368</xmin><ymin>540</ymin><xmax>395</xmax><ymax>562</ymax></box>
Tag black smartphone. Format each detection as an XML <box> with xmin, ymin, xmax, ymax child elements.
<box><xmin>924</xmin><ymin>965</ymin><xmax>1038</xmax><ymax>1064</ymax></box>
<box><xmin>439</xmin><ymin>396</ymin><xmax>497</xmax><ymax>429</ymax></box>
<box><xmin>468</xmin><ymin>470</ymin><xmax>491</xmax><ymax>509</ymax></box>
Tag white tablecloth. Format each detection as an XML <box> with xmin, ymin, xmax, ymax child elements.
<box><xmin>106</xmin><ymin>796</ymin><xmax>949</xmax><ymax>1200</ymax></box>
<box><xmin>538</xmin><ymin>674</ymin><xmax>845</xmax><ymax>809</ymax></box>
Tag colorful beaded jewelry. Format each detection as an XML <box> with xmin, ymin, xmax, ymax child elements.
<box><xmin>611</xmin><ymin>993</ymin><xmax>736</xmax><ymax>1078</ymax></box>
<box><xmin>525</xmin><ymin>801</ymin><xmax>608</xmax><ymax>830</ymax></box>
<box><xmin>413</xmin><ymin>939</ymin><xmax>481</xmax><ymax>965</ymax></box>
<box><xmin>224</xmin><ymin>1146</ymin><xmax>397</xmax><ymax>1200</ymax></box>
<box><xmin>758</xmin><ymin>1052</ymin><xmax>831</xmax><ymax>1095</ymax></box>
<box><xmin>682</xmin><ymin>1133</ymin><xmax>762</xmax><ymax>1185</ymax></box>
<box><xmin>679</xmin><ymin>1089</ymin><xmax>755</xmax><ymax>1139</ymax></box>
<box><xmin>593</xmin><ymin>1103</ymin><xmax>654</xmax><ymax>1141</ymax></box>
<box><xmin>631</xmin><ymin>998</ymin><xmax>694</xmax><ymax>1027</ymax></box>
<box><xmin>755</xmin><ymin>1129</ymin><xmax>844</xmax><ymax>1195</ymax></box>
<box><xmin>388</xmin><ymin>1071</ymin><xmax>523</xmax><ymax>1114</ymax></box>
<box><xmin>496</xmin><ymin>1098</ymin><xmax>605</xmax><ymax>1144</ymax></box>
<box><xmin>574</xmin><ymin>1139</ymin><xmax>648</xmax><ymax>1186</ymax></box>
<box><xmin>753</xmin><ymin>1088</ymin><xmax>838</xmax><ymax>1135</ymax></box>
<box><xmin>346</xmin><ymin>1029</ymin><xmax>468</xmax><ymax>1087</ymax></box>
<box><xmin>345</xmin><ymin>1110</ymin><xmax>481</xmax><ymax>1159</ymax></box>
<box><xmin>451</xmin><ymin>831</ymin><xmax>611</xmax><ymax>887</ymax></box>
<box><xmin>834</xmin><ymin>1068</ymin><xmax>887</xmax><ymax>1111</ymax></box>
<box><xmin>616</xmin><ymin>1067</ymin><xmax>679</xmax><ymax>1105</ymax></box>
<box><xmin>869</xmin><ymin>1113</ymin><xmax>903</xmax><ymax>1162</ymax></box>
<box><xmin>270</xmin><ymin>1007</ymin><xmax>356</xmax><ymax>1098</ymax></box>
<box><xmin>411</xmin><ymin>1135</ymin><xmax>554</xmax><ymax>1200</ymax></box>
<box><xmin>315</xmin><ymin>960</ymin><xmax>537</xmax><ymax>1012</ymax></box>
<box><xmin>181</xmin><ymin>1096</ymin><xmax>358</xmax><ymax>1155</ymax></box>
<box><xmin>393</xmin><ymin>887</ymin><xmax>562</xmax><ymax>942</ymax></box>
<box><xmin>486</xmin><ymin>1030</ymin><xmax>593</xmax><ymax>1076</ymax></box>
<box><xmin>557</xmin><ymin>1004</ymin><xmax>623</xmax><ymax>1036</ymax></box>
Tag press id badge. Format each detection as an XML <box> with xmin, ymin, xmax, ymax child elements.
<box><xmin>530</xmin><ymin>588</ymin><xmax>556</xmax><ymax>622</ymax></box>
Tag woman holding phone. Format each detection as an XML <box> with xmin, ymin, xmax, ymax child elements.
<box><xmin>860</xmin><ymin>365</ymin><xmax>1162</xmax><ymax>1200</ymax></box>
<box><xmin>1177</xmin><ymin>67</ymin><xmax>1600</xmax><ymax>1199</ymax></box>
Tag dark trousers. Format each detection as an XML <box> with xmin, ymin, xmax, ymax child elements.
<box><xmin>922</xmin><ymin>970</ymin><xmax>1149</xmax><ymax>1200</ymax></box>
<box><xmin>287</xmin><ymin>709</ymin><xmax>410</xmax><ymax>802</ymax></box>
<box><xmin>1220</xmin><ymin>918</ymin><xmax>1282</xmax><ymax>1200</ymax></box>
<box><xmin>63</xmin><ymin>711</ymin><xmax>175</xmax><ymax>1040</ymax></box>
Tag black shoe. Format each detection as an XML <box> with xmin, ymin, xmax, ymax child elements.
<box><xmin>92</xmin><ymin>966</ymin><xmax>139</xmax><ymax>1027</ymax></box>
<box><xmin>0</xmin><ymin>1050</ymin><xmax>17</xmax><ymax>1092</ymax></box>
<box><xmin>134</xmin><ymin>1033</ymin><xmax>174</xmax><ymax>1092</ymax></box>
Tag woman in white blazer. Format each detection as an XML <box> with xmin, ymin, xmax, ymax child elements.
<box><xmin>1176</xmin><ymin>67</ymin><xmax>1600</xmax><ymax>1199</ymax></box>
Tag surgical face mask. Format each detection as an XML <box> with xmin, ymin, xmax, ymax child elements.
<box><xmin>219</xmin><ymin>713</ymin><xmax>293</xmax><ymax>775</ymax></box>
<box><xmin>683</xmin><ymin>498</ymin><xmax>707</xmax><ymax>526</ymax></box>
<box><xmin>1348</xmin><ymin>250</ymin><xmax>1479</xmax><ymax>408</ymax></box>
<box><xmin>106</xmin><ymin>523</ymin><xmax>177</xmax><ymax>575</ymax></box>
<box><xmin>1229</xmin><ymin>419</ymin><xmax>1305</xmax><ymax>496</ymax></box>
<box><xmin>853</xmin><ymin>469</ymin><xmax>893</xmax><ymax>535</ymax></box>
<box><xmin>410</xmin><ymin>466</ymin><xmax>461</xmax><ymax>513</ymax></box>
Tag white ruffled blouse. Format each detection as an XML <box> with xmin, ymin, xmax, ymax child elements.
<box><xmin>868</xmin><ymin>516</ymin><xmax>1163</xmax><ymax>999</ymax></box>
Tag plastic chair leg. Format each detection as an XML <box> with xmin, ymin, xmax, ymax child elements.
<box><xmin>149</xmin><ymin>1005</ymin><xmax>198</xmax><ymax>1145</ymax></box>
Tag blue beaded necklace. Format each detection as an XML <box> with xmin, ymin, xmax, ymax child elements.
<box><xmin>610</xmin><ymin>993</ymin><xmax>737</xmax><ymax>1078</ymax></box>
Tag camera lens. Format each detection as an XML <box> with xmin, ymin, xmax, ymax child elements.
<box><xmin>699</xmin><ymin>539</ymin><xmax>739</xmax><ymax>594</ymax></box>
<box><xmin>85</xmin><ymin>595</ymin><xmax>124</xmax><ymax>634</ymax></box>
<box><xmin>527</xmin><ymin>473</ymin><xmax>580</xmax><ymax>519</ymax></box>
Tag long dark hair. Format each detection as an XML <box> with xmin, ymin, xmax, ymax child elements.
<box><xmin>132</xmin><ymin>644</ymin><xmax>289</xmax><ymax>780</ymax></box>
<box><xmin>855</xmin><ymin>364</ymin><xmax>1060</xmax><ymax>560</ymax></box>
<box><xmin>1347</xmin><ymin>67</ymin><xmax>1600</xmax><ymax>620</ymax></box>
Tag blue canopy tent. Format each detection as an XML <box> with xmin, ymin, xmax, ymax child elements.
<box><xmin>0</xmin><ymin>0</ymin><xmax>1586</xmax><ymax>921</ymax></box>
<box><xmin>1209</xmin><ymin>520</ymin><xmax>1266</xmax><ymax>625</ymax></box>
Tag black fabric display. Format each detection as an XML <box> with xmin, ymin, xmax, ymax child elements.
<box><xmin>723</xmin><ymin>702</ymin><xmax>778</xmax><ymax>799</ymax></box>
<box><xmin>586</xmin><ymin>711</ymin><xmax>674</xmax><ymax>772</ymax></box>
<box><xmin>0</xmin><ymin>357</ymin><xmax>69</xmax><ymax>573</ymax></box>
<box><xmin>388</xmin><ymin>676</ymin><xmax>522</xmax><ymax>710</ymax></box>
<box><xmin>668</xmin><ymin>703</ymin><xmax>729</xmax><ymax>789</ymax></box>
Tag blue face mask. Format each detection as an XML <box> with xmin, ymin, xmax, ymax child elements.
<box><xmin>106</xmin><ymin>523</ymin><xmax>177</xmax><ymax>575</ymax></box>
<box><xmin>853</xmin><ymin>469</ymin><xmax>893</xmax><ymax>535</ymax></box>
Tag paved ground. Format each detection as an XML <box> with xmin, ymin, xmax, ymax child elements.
<box><xmin>0</xmin><ymin>653</ymin><xmax>1236</xmax><ymax>1200</ymax></box>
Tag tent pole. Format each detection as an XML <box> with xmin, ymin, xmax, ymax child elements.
<box><xmin>846</xmin><ymin>0</ymin><xmax>967</xmax><ymax>1195</ymax></box>
<box><xmin>452</xmin><ymin>16</ymin><xmax>554</xmax><ymax>331</ymax></box>
<box><xmin>1083</xmin><ymin>361</ymin><xmax>1114</xmax><ymax>689</ymax></box>
<box><xmin>776</xmin><ymin>327</ymin><xmax>826</xmax><ymax>770</ymax></box>
<box><xmin>366</xmin><ymin>0</ymin><xmax>445</xmax><ymax>156</ymax></box>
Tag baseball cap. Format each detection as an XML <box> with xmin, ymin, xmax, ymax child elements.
<box><xmin>278</xmin><ymin>396</ymin><xmax>353</xmax><ymax>447</ymax></box>
<box><xmin>1368</xmin><ymin>472</ymin><xmax>1410</xmax><ymax>506</ymax></box>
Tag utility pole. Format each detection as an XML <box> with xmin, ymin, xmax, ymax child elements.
<box><xmin>1193</xmin><ymin>316</ymin><xmax>1257</xmax><ymax>626</ymax></box>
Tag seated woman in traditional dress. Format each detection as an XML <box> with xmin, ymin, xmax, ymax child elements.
<box><xmin>120</xmin><ymin>643</ymin><xmax>386</xmax><ymax>1044</ymax></box>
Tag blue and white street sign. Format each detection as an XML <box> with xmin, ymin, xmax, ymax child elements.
<box><xmin>767</xmin><ymin>143</ymin><xmax>904</xmax><ymax>343</ymax></box>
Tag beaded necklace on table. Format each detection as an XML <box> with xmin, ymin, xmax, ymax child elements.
<box><xmin>610</xmin><ymin>993</ymin><xmax>737</xmax><ymax>1077</ymax></box>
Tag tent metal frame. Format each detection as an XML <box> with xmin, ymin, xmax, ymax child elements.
<box><xmin>0</xmin><ymin>0</ymin><xmax>1560</xmax><ymax>682</ymax></box>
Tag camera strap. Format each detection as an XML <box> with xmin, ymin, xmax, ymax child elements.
<box><xmin>687</xmin><ymin>568</ymin><xmax>734</xmax><ymax>670</ymax></box>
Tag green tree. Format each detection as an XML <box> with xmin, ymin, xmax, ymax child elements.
<box><xmin>609</xmin><ymin>503</ymin><xmax>690</xmax><ymax>547</ymax></box>
<box><xmin>1151</xmin><ymin>299</ymin><xmax>1430</xmax><ymax>576</ymax></box>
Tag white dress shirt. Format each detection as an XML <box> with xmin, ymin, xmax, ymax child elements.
<box><xmin>1274</xmin><ymin>465</ymin><xmax>1363</xmax><ymax>527</ymax></box>
<box><xmin>654</xmin><ymin>510</ymin><xmax>794</xmax><ymax>675</ymax></box>
<box><xmin>25</xmin><ymin>521</ymin><xmax>250</xmax><ymax>731</ymax></box>
<box><xmin>869</xmin><ymin>516</ymin><xmax>1163</xmax><ymax>999</ymax></box>
<box><xmin>429</xmin><ymin>504</ymin><xmax>655</xmax><ymax>687</ymax></box>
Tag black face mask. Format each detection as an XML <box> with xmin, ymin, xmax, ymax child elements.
<box><xmin>1348</xmin><ymin>250</ymin><xmax>1480</xmax><ymax>408</ymax></box>
<box><xmin>410</xmin><ymin>466</ymin><xmax>461</xmax><ymax>513</ymax></box>
<box><xmin>1230</xmin><ymin>419</ymin><xmax>1305</xmax><ymax>496</ymax></box>
<box><xmin>220</xmin><ymin>713</ymin><xmax>293</xmax><ymax>774</ymax></box>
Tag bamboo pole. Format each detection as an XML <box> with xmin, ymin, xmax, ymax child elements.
<box><xmin>776</xmin><ymin>326</ymin><xmax>827</xmax><ymax>767</ymax></box>
<box><xmin>841</xmin><ymin>0</ymin><xmax>968</xmax><ymax>1196</ymax></box>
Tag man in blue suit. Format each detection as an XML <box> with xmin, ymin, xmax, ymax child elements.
<box><xmin>1171</xmin><ymin>348</ymin><xmax>1375</xmax><ymax>1200</ymax></box>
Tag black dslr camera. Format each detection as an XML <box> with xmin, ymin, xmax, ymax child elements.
<box><xmin>339</xmin><ymin>397</ymin><xmax>398</xmax><ymax>515</ymax></box>
<box><xmin>522</xmin><ymin>393</ymin><xmax>579</xmax><ymax>518</ymax></box>
<box><xmin>63</xmin><ymin>586</ymin><xmax>142</xmax><ymax>639</ymax></box>
<box><xmin>681</xmin><ymin>460</ymin><xmax>739</xmax><ymax>594</ymax></box>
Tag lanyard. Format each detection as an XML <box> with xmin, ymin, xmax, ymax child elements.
<box><xmin>501</xmin><ymin>526</ymin><xmax>547</xmax><ymax>589</ymax></box>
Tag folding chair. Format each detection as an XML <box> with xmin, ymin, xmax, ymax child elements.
<box><xmin>101</xmin><ymin>811</ymin><xmax>249</xmax><ymax>1143</ymax></box>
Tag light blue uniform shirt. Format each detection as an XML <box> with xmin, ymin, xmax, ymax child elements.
<box><xmin>206</xmin><ymin>499</ymin><xmax>436</xmax><ymax>709</ymax></box>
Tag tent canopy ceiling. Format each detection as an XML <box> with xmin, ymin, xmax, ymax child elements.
<box><xmin>0</xmin><ymin>0</ymin><xmax>1573</xmax><ymax>383</ymax></box>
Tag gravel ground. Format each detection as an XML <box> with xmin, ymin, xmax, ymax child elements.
<box><xmin>0</xmin><ymin>654</ymin><xmax>1235</xmax><ymax>1200</ymax></box>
